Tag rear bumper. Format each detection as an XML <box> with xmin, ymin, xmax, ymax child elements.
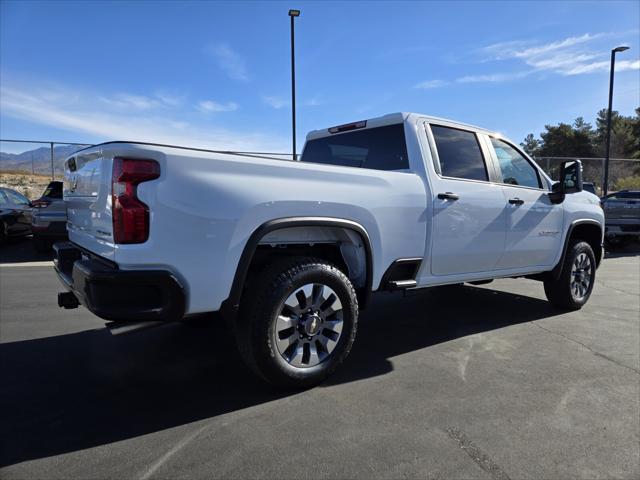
<box><xmin>53</xmin><ymin>242</ymin><xmax>185</xmax><ymax>322</ymax></box>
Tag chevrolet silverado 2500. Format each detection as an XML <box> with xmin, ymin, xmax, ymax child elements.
<box><xmin>54</xmin><ymin>113</ymin><xmax>604</xmax><ymax>387</ymax></box>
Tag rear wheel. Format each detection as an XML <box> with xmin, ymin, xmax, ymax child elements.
<box><xmin>544</xmin><ymin>240</ymin><xmax>596</xmax><ymax>310</ymax></box>
<box><xmin>235</xmin><ymin>257</ymin><xmax>358</xmax><ymax>388</ymax></box>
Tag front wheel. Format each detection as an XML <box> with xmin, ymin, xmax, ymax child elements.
<box><xmin>236</xmin><ymin>257</ymin><xmax>359</xmax><ymax>388</ymax></box>
<box><xmin>544</xmin><ymin>241</ymin><xmax>596</xmax><ymax>310</ymax></box>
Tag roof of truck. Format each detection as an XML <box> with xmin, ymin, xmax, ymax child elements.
<box><xmin>305</xmin><ymin>112</ymin><xmax>499</xmax><ymax>141</ymax></box>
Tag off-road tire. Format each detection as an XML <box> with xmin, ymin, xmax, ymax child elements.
<box><xmin>544</xmin><ymin>240</ymin><xmax>596</xmax><ymax>310</ymax></box>
<box><xmin>235</xmin><ymin>256</ymin><xmax>358</xmax><ymax>388</ymax></box>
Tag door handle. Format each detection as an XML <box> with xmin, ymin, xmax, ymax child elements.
<box><xmin>437</xmin><ymin>192</ymin><xmax>460</xmax><ymax>201</ymax></box>
<box><xmin>509</xmin><ymin>198</ymin><xmax>524</xmax><ymax>205</ymax></box>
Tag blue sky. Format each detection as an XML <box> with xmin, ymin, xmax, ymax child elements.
<box><xmin>1</xmin><ymin>0</ymin><xmax>639</xmax><ymax>154</ymax></box>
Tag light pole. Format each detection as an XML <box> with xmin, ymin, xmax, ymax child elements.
<box><xmin>288</xmin><ymin>9</ymin><xmax>300</xmax><ymax>161</ymax></box>
<box><xmin>603</xmin><ymin>45</ymin><xmax>629</xmax><ymax>196</ymax></box>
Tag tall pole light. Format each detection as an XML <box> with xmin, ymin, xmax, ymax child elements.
<box><xmin>603</xmin><ymin>45</ymin><xmax>630</xmax><ymax>196</ymax></box>
<box><xmin>289</xmin><ymin>9</ymin><xmax>300</xmax><ymax>161</ymax></box>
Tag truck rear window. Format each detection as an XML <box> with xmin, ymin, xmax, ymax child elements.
<box><xmin>301</xmin><ymin>124</ymin><xmax>409</xmax><ymax>171</ymax></box>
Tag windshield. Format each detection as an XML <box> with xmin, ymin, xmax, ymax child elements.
<box><xmin>301</xmin><ymin>124</ymin><xmax>409</xmax><ymax>171</ymax></box>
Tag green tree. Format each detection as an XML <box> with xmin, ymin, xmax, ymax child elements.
<box><xmin>538</xmin><ymin>120</ymin><xmax>596</xmax><ymax>157</ymax></box>
<box><xmin>628</xmin><ymin>107</ymin><xmax>640</xmax><ymax>160</ymax></box>
<box><xmin>594</xmin><ymin>108</ymin><xmax>637</xmax><ymax>158</ymax></box>
<box><xmin>520</xmin><ymin>133</ymin><xmax>542</xmax><ymax>157</ymax></box>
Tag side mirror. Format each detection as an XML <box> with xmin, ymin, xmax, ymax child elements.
<box><xmin>560</xmin><ymin>159</ymin><xmax>583</xmax><ymax>193</ymax></box>
<box><xmin>549</xmin><ymin>159</ymin><xmax>583</xmax><ymax>204</ymax></box>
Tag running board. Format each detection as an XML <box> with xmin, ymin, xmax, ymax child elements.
<box><xmin>387</xmin><ymin>280</ymin><xmax>417</xmax><ymax>291</ymax></box>
<box><xmin>106</xmin><ymin>320</ymin><xmax>165</xmax><ymax>336</ymax></box>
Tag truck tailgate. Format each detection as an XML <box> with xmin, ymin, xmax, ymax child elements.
<box><xmin>64</xmin><ymin>150</ymin><xmax>115</xmax><ymax>261</ymax></box>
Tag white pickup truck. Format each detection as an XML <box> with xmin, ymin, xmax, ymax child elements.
<box><xmin>54</xmin><ymin>112</ymin><xmax>604</xmax><ymax>387</ymax></box>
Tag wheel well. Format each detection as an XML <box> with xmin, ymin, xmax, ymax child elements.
<box><xmin>570</xmin><ymin>223</ymin><xmax>603</xmax><ymax>268</ymax></box>
<box><xmin>221</xmin><ymin>220</ymin><xmax>373</xmax><ymax>322</ymax></box>
<box><xmin>249</xmin><ymin>226</ymin><xmax>368</xmax><ymax>291</ymax></box>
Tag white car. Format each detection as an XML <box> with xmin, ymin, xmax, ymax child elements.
<box><xmin>54</xmin><ymin>112</ymin><xmax>604</xmax><ymax>387</ymax></box>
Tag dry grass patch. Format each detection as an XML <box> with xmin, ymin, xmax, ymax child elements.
<box><xmin>0</xmin><ymin>170</ymin><xmax>59</xmax><ymax>199</ymax></box>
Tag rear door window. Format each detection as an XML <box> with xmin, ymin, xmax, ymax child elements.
<box><xmin>301</xmin><ymin>124</ymin><xmax>410</xmax><ymax>171</ymax></box>
<box><xmin>430</xmin><ymin>125</ymin><xmax>488</xmax><ymax>182</ymax></box>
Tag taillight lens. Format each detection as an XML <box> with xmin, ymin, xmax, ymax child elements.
<box><xmin>31</xmin><ymin>199</ymin><xmax>51</xmax><ymax>208</ymax></box>
<box><xmin>112</xmin><ymin>158</ymin><xmax>160</xmax><ymax>244</ymax></box>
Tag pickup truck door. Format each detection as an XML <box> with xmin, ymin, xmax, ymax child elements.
<box><xmin>425</xmin><ymin>124</ymin><xmax>507</xmax><ymax>276</ymax></box>
<box><xmin>485</xmin><ymin>136</ymin><xmax>563</xmax><ymax>269</ymax></box>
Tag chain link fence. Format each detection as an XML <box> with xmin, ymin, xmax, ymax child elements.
<box><xmin>533</xmin><ymin>157</ymin><xmax>640</xmax><ymax>195</ymax></box>
<box><xmin>0</xmin><ymin>140</ymin><xmax>92</xmax><ymax>198</ymax></box>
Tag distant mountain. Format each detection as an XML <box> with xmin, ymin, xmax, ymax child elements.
<box><xmin>0</xmin><ymin>144</ymin><xmax>91</xmax><ymax>174</ymax></box>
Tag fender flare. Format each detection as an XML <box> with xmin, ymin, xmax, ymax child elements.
<box><xmin>220</xmin><ymin>217</ymin><xmax>374</xmax><ymax>321</ymax></box>
<box><xmin>551</xmin><ymin>219</ymin><xmax>603</xmax><ymax>280</ymax></box>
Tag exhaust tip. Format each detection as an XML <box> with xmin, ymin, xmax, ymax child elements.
<box><xmin>58</xmin><ymin>292</ymin><xmax>79</xmax><ymax>309</ymax></box>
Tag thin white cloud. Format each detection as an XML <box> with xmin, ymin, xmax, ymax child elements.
<box><xmin>414</xmin><ymin>79</ymin><xmax>448</xmax><ymax>89</ymax></box>
<box><xmin>564</xmin><ymin>59</ymin><xmax>640</xmax><ymax>75</ymax></box>
<box><xmin>456</xmin><ymin>71</ymin><xmax>531</xmax><ymax>83</ymax></box>
<box><xmin>206</xmin><ymin>43</ymin><xmax>249</xmax><ymax>82</ymax></box>
<box><xmin>262</xmin><ymin>95</ymin><xmax>322</xmax><ymax>109</ymax></box>
<box><xmin>154</xmin><ymin>91</ymin><xmax>184</xmax><ymax>107</ymax></box>
<box><xmin>97</xmin><ymin>92</ymin><xmax>186</xmax><ymax>110</ymax></box>
<box><xmin>480</xmin><ymin>33</ymin><xmax>638</xmax><ymax>77</ymax></box>
<box><xmin>263</xmin><ymin>95</ymin><xmax>288</xmax><ymax>109</ymax></box>
<box><xmin>0</xmin><ymin>82</ymin><xmax>287</xmax><ymax>152</ymax></box>
<box><xmin>197</xmin><ymin>100</ymin><xmax>239</xmax><ymax>113</ymax></box>
<box><xmin>99</xmin><ymin>93</ymin><xmax>162</xmax><ymax>110</ymax></box>
<box><xmin>483</xmin><ymin>33</ymin><xmax>602</xmax><ymax>61</ymax></box>
<box><xmin>419</xmin><ymin>33</ymin><xmax>639</xmax><ymax>88</ymax></box>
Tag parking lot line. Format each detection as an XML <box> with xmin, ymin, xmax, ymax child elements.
<box><xmin>0</xmin><ymin>261</ymin><xmax>54</xmax><ymax>267</ymax></box>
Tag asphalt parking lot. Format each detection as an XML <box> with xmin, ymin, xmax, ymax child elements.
<box><xmin>1</xmin><ymin>238</ymin><xmax>639</xmax><ymax>479</ymax></box>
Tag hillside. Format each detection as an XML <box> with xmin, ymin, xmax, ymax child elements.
<box><xmin>0</xmin><ymin>144</ymin><xmax>91</xmax><ymax>176</ymax></box>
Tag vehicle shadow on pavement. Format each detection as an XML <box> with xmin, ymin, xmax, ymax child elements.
<box><xmin>0</xmin><ymin>237</ymin><xmax>53</xmax><ymax>263</ymax></box>
<box><xmin>0</xmin><ymin>284</ymin><xmax>562</xmax><ymax>467</ymax></box>
<box><xmin>604</xmin><ymin>241</ymin><xmax>640</xmax><ymax>259</ymax></box>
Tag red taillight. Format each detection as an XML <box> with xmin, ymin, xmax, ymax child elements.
<box><xmin>31</xmin><ymin>199</ymin><xmax>51</xmax><ymax>208</ymax></box>
<box><xmin>112</xmin><ymin>158</ymin><xmax>160</xmax><ymax>244</ymax></box>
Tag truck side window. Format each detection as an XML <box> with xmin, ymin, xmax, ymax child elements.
<box><xmin>431</xmin><ymin>125</ymin><xmax>488</xmax><ymax>181</ymax></box>
<box><xmin>490</xmin><ymin>138</ymin><xmax>541</xmax><ymax>189</ymax></box>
